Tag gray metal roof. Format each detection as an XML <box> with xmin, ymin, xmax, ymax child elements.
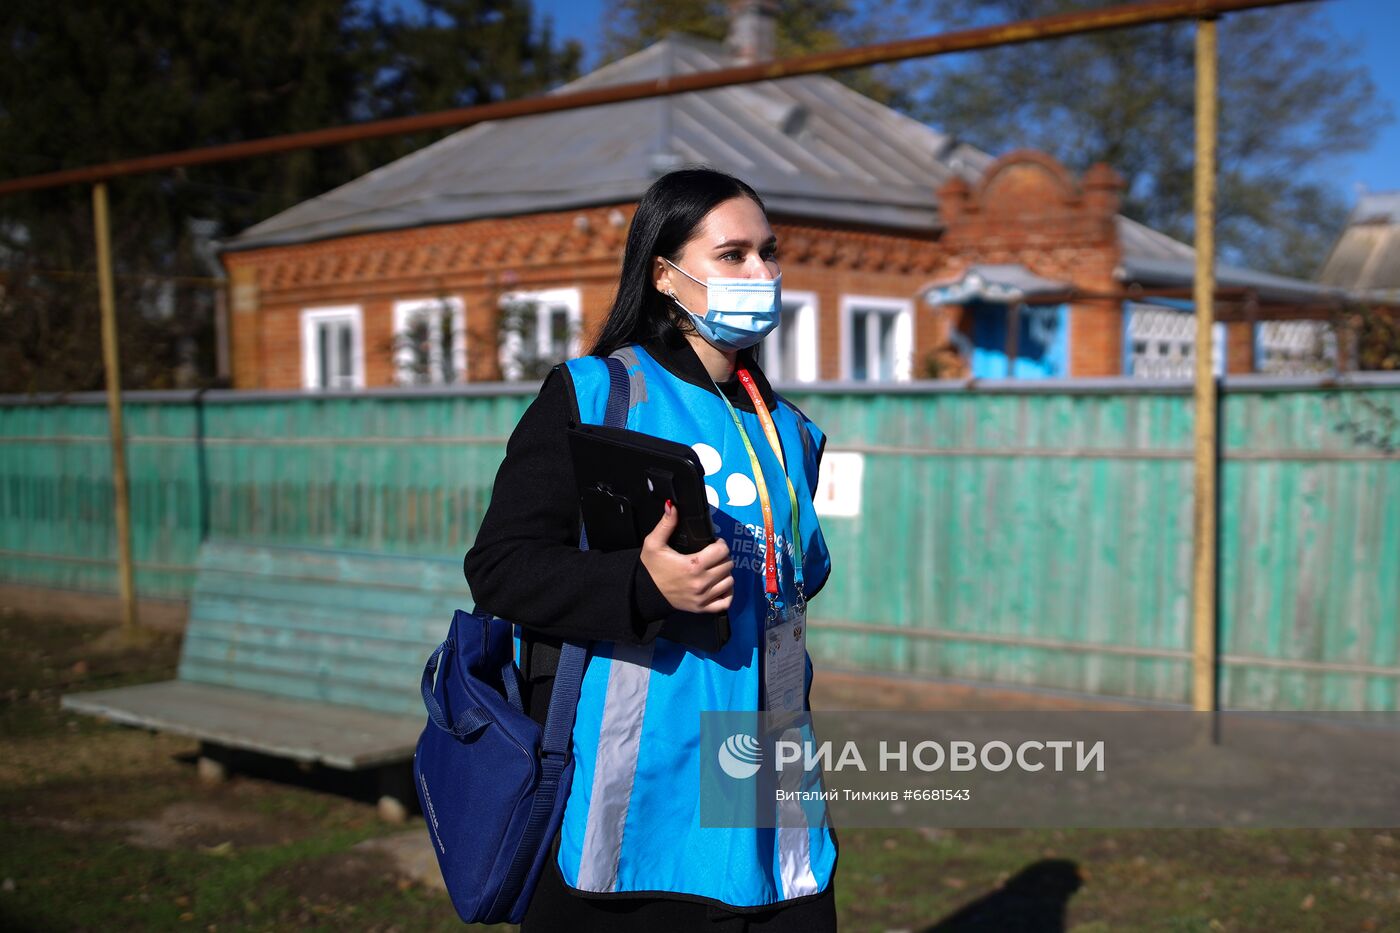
<box><xmin>923</xmin><ymin>264</ymin><xmax>1070</xmax><ymax>304</ymax></box>
<box><xmin>1116</xmin><ymin>216</ymin><xmax>1196</xmax><ymax>263</ymax></box>
<box><xmin>224</xmin><ymin>34</ymin><xmax>991</xmax><ymax>251</ymax></box>
<box><xmin>1121</xmin><ymin>255</ymin><xmax>1350</xmax><ymax>305</ymax></box>
<box><xmin>1116</xmin><ymin>216</ymin><xmax>1347</xmax><ymax>305</ymax></box>
<box><xmin>1317</xmin><ymin>190</ymin><xmax>1400</xmax><ymax>299</ymax></box>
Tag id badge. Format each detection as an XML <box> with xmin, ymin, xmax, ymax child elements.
<box><xmin>763</xmin><ymin>603</ymin><xmax>807</xmax><ymax>721</ymax></box>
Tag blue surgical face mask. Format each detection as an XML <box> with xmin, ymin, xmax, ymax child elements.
<box><xmin>662</xmin><ymin>257</ymin><xmax>782</xmax><ymax>352</ymax></box>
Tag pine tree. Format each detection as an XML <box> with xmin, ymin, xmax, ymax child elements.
<box><xmin>0</xmin><ymin>0</ymin><xmax>580</xmax><ymax>392</ymax></box>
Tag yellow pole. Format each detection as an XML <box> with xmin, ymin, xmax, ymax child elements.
<box><xmin>1191</xmin><ymin>18</ymin><xmax>1219</xmax><ymax>714</ymax></box>
<box><xmin>93</xmin><ymin>182</ymin><xmax>141</xmax><ymax>635</ymax></box>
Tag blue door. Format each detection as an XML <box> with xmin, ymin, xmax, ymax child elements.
<box><xmin>968</xmin><ymin>301</ymin><xmax>1069</xmax><ymax>378</ymax></box>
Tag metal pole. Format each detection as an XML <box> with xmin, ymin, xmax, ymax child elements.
<box><xmin>93</xmin><ymin>182</ymin><xmax>141</xmax><ymax>635</ymax></box>
<box><xmin>213</xmin><ymin>280</ymin><xmax>231</xmax><ymax>383</ymax></box>
<box><xmin>1191</xmin><ymin>18</ymin><xmax>1219</xmax><ymax>714</ymax></box>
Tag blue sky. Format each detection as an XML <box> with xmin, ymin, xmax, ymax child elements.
<box><xmin>1325</xmin><ymin>0</ymin><xmax>1400</xmax><ymax>196</ymax></box>
<box><xmin>532</xmin><ymin>0</ymin><xmax>1400</xmax><ymax>202</ymax></box>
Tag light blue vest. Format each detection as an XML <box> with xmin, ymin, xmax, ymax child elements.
<box><xmin>549</xmin><ymin>343</ymin><xmax>836</xmax><ymax>909</ymax></box>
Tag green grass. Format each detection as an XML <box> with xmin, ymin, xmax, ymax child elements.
<box><xmin>832</xmin><ymin>826</ymin><xmax>1398</xmax><ymax>931</ymax></box>
<box><xmin>2</xmin><ymin>605</ymin><xmax>1397</xmax><ymax>932</ymax></box>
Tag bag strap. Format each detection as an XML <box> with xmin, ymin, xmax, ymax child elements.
<box><xmin>537</xmin><ymin>352</ymin><xmax>630</xmax><ymax>758</ymax></box>
<box><xmin>521</xmin><ymin>353</ymin><xmax>632</xmax><ymax>683</ymax></box>
<box><xmin>494</xmin><ymin>353</ymin><xmax>630</xmax><ymax>915</ymax></box>
<box><xmin>419</xmin><ymin>638</ymin><xmax>495</xmax><ymax>739</ymax></box>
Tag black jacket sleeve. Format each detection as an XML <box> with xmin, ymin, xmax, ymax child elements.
<box><xmin>463</xmin><ymin>366</ymin><xmax>673</xmax><ymax>648</ymax></box>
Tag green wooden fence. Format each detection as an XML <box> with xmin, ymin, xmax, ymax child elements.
<box><xmin>3</xmin><ymin>376</ymin><xmax>1397</xmax><ymax>711</ymax></box>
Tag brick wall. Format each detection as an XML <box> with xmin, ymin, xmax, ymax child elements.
<box><xmin>222</xmin><ymin>206</ymin><xmax>634</xmax><ymax>388</ymax></box>
<box><xmin>221</xmin><ymin>204</ymin><xmax>952</xmax><ymax>388</ymax></box>
<box><xmin>1225</xmin><ymin>321</ymin><xmax>1255</xmax><ymax>374</ymax></box>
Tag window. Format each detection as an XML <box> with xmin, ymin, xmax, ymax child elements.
<box><xmin>498</xmin><ymin>288</ymin><xmax>582</xmax><ymax>381</ymax></box>
<box><xmin>1255</xmin><ymin>320</ymin><xmax>1337</xmax><ymax>375</ymax></box>
<box><xmin>300</xmin><ymin>306</ymin><xmax>363</xmax><ymax>389</ymax></box>
<box><xmin>841</xmin><ymin>296</ymin><xmax>912</xmax><ymax>382</ymax></box>
<box><xmin>758</xmin><ymin>290</ymin><xmax>819</xmax><ymax>383</ymax></box>
<box><xmin>1124</xmin><ymin>302</ymin><xmax>1224</xmax><ymax>379</ymax></box>
<box><xmin>392</xmin><ymin>297</ymin><xmax>466</xmax><ymax>385</ymax></box>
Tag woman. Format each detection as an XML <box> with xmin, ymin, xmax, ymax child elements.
<box><xmin>465</xmin><ymin>168</ymin><xmax>838</xmax><ymax>932</ymax></box>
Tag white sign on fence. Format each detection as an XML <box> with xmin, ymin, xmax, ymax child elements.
<box><xmin>814</xmin><ymin>451</ymin><xmax>864</xmax><ymax>517</ymax></box>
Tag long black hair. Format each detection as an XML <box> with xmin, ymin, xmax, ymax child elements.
<box><xmin>589</xmin><ymin>167</ymin><xmax>765</xmax><ymax>357</ymax></box>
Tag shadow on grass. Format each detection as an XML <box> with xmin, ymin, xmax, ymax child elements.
<box><xmin>921</xmin><ymin>858</ymin><xmax>1082</xmax><ymax>933</ymax></box>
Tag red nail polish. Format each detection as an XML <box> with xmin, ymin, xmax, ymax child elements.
<box><xmin>665</xmin><ymin>499</ymin><xmax>673</xmax><ymax>512</ymax></box>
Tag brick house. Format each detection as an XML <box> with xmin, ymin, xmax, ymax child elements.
<box><xmin>220</xmin><ymin>9</ymin><xmax>1340</xmax><ymax>389</ymax></box>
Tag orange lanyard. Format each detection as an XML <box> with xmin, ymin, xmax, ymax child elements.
<box><xmin>715</xmin><ymin>369</ymin><xmax>806</xmax><ymax>617</ymax></box>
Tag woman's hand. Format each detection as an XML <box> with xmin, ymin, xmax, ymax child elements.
<box><xmin>640</xmin><ymin>501</ymin><xmax>734</xmax><ymax>614</ymax></box>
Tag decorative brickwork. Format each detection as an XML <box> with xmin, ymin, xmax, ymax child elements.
<box><xmin>935</xmin><ymin>152</ymin><xmax>1126</xmax><ymax>378</ymax></box>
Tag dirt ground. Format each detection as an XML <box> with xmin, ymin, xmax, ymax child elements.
<box><xmin>1</xmin><ymin>599</ymin><xmax>1397</xmax><ymax>932</ymax></box>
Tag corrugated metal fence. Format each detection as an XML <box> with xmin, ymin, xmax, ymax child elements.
<box><xmin>3</xmin><ymin>376</ymin><xmax>1397</xmax><ymax>711</ymax></box>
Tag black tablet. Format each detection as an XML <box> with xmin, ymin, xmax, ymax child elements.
<box><xmin>566</xmin><ymin>422</ymin><xmax>730</xmax><ymax>652</ymax></box>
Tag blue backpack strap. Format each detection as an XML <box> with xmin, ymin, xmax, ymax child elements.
<box><xmin>603</xmin><ymin>350</ymin><xmax>631</xmax><ymax>428</ymax></box>
<box><xmin>499</xmin><ymin>353</ymin><xmax>629</xmax><ymax>903</ymax></box>
<box><xmin>541</xmin><ymin>352</ymin><xmax>628</xmax><ymax>752</ymax></box>
<box><xmin>543</xmin><ymin>351</ymin><xmax>628</xmax><ymax>753</ymax></box>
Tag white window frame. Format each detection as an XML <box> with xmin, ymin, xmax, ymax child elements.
<box><xmin>1124</xmin><ymin>301</ymin><xmax>1224</xmax><ymax>379</ymax></box>
<box><xmin>1253</xmin><ymin>320</ymin><xmax>1338</xmax><ymax>375</ymax></box>
<box><xmin>763</xmin><ymin>289</ymin><xmax>820</xmax><ymax>383</ymax></box>
<box><xmin>300</xmin><ymin>305</ymin><xmax>364</xmax><ymax>390</ymax></box>
<box><xmin>498</xmin><ymin>287</ymin><xmax>583</xmax><ymax>381</ymax></box>
<box><xmin>840</xmin><ymin>295</ymin><xmax>913</xmax><ymax>382</ymax></box>
<box><xmin>392</xmin><ymin>296</ymin><xmax>467</xmax><ymax>385</ymax></box>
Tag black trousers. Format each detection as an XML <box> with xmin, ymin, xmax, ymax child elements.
<box><xmin>521</xmin><ymin>838</ymin><xmax>838</xmax><ymax>933</ymax></box>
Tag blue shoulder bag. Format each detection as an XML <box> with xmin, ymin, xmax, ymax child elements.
<box><xmin>413</xmin><ymin>354</ymin><xmax>630</xmax><ymax>924</ymax></box>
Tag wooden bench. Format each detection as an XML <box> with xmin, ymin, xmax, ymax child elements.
<box><xmin>62</xmin><ymin>540</ymin><xmax>462</xmax><ymax>819</ymax></box>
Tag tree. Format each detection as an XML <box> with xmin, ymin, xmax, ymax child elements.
<box><xmin>368</xmin><ymin>0</ymin><xmax>581</xmax><ymax>116</ymax></box>
<box><xmin>903</xmin><ymin>0</ymin><xmax>1392</xmax><ymax>276</ymax></box>
<box><xmin>0</xmin><ymin>0</ymin><xmax>580</xmax><ymax>393</ymax></box>
<box><xmin>0</xmin><ymin>1</ymin><xmax>372</xmax><ymax>392</ymax></box>
<box><xmin>1350</xmin><ymin>304</ymin><xmax>1400</xmax><ymax>373</ymax></box>
<box><xmin>599</xmin><ymin>0</ymin><xmax>915</xmax><ymax>109</ymax></box>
